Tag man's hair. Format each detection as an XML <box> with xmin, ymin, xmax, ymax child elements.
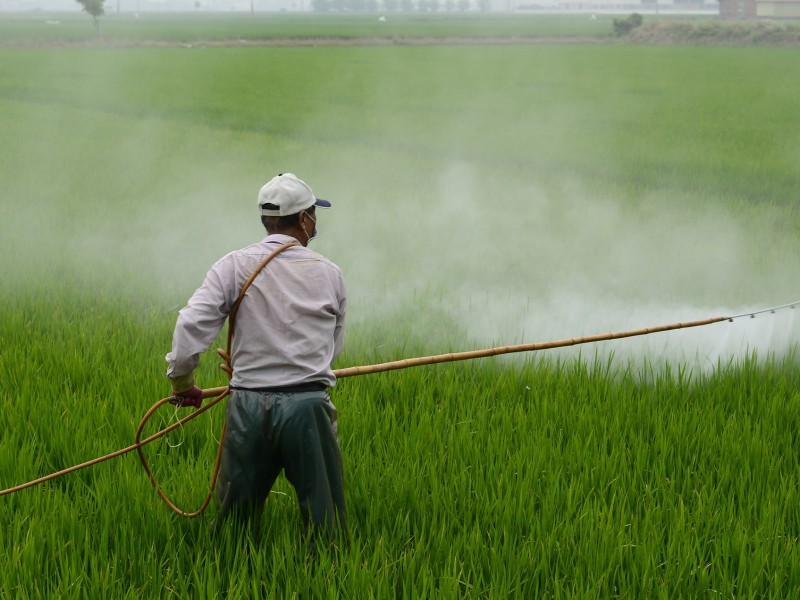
<box><xmin>261</xmin><ymin>206</ymin><xmax>314</xmax><ymax>234</ymax></box>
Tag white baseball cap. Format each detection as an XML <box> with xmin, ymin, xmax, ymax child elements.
<box><xmin>258</xmin><ymin>173</ymin><xmax>331</xmax><ymax>217</ymax></box>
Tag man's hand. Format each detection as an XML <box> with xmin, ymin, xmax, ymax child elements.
<box><xmin>169</xmin><ymin>385</ymin><xmax>204</xmax><ymax>408</ymax></box>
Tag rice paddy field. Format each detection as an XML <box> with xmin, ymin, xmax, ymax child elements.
<box><xmin>2</xmin><ymin>13</ymin><xmax>800</xmax><ymax>598</ymax></box>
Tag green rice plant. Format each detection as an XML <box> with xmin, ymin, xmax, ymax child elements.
<box><xmin>2</xmin><ymin>33</ymin><xmax>800</xmax><ymax>598</ymax></box>
<box><xmin>3</xmin><ymin>306</ymin><xmax>800</xmax><ymax>596</ymax></box>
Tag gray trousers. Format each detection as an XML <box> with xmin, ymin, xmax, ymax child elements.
<box><xmin>216</xmin><ymin>389</ymin><xmax>346</xmax><ymax>540</ymax></box>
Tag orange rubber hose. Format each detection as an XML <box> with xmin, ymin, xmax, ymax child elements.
<box><xmin>133</xmin><ymin>241</ymin><xmax>297</xmax><ymax>517</ymax></box>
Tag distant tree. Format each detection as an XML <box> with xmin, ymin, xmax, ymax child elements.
<box><xmin>400</xmin><ymin>0</ymin><xmax>414</xmax><ymax>10</ymax></box>
<box><xmin>76</xmin><ymin>0</ymin><xmax>105</xmax><ymax>35</ymax></box>
<box><xmin>457</xmin><ymin>0</ymin><xmax>470</xmax><ymax>9</ymax></box>
<box><xmin>612</xmin><ymin>12</ymin><xmax>643</xmax><ymax>36</ymax></box>
<box><xmin>384</xmin><ymin>0</ymin><xmax>399</xmax><ymax>10</ymax></box>
<box><xmin>445</xmin><ymin>0</ymin><xmax>455</xmax><ymax>9</ymax></box>
<box><xmin>478</xmin><ymin>0</ymin><xmax>490</xmax><ymax>11</ymax></box>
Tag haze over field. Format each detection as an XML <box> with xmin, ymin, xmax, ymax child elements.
<box><xmin>4</xmin><ymin>25</ymin><xmax>800</xmax><ymax>598</ymax></box>
<box><xmin>1</xmin><ymin>40</ymin><xmax>798</xmax><ymax>372</ymax></box>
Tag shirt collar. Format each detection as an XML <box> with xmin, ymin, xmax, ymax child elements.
<box><xmin>265</xmin><ymin>233</ymin><xmax>302</xmax><ymax>245</ymax></box>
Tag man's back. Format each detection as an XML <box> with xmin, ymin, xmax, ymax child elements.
<box><xmin>224</xmin><ymin>235</ymin><xmax>346</xmax><ymax>389</ymax></box>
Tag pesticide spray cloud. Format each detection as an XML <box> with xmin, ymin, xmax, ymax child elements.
<box><xmin>3</xmin><ymin>42</ymin><xmax>798</xmax><ymax>373</ymax></box>
<box><xmin>287</xmin><ymin>44</ymin><xmax>800</xmax><ymax>372</ymax></box>
<box><xmin>318</xmin><ymin>158</ymin><xmax>800</xmax><ymax>372</ymax></box>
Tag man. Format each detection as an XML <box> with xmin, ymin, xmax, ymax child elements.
<box><xmin>165</xmin><ymin>172</ymin><xmax>347</xmax><ymax>543</ymax></box>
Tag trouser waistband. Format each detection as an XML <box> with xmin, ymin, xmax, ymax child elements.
<box><xmin>231</xmin><ymin>382</ymin><xmax>327</xmax><ymax>393</ymax></box>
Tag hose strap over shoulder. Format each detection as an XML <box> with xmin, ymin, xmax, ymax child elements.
<box><xmin>221</xmin><ymin>241</ymin><xmax>299</xmax><ymax>378</ymax></box>
<box><xmin>138</xmin><ymin>240</ymin><xmax>299</xmax><ymax>518</ymax></box>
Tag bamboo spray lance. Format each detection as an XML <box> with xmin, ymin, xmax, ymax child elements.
<box><xmin>1</xmin><ymin>299</ymin><xmax>798</xmax><ymax>513</ymax></box>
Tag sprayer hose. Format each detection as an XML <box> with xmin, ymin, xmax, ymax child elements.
<box><xmin>133</xmin><ymin>241</ymin><xmax>297</xmax><ymax>517</ymax></box>
<box><xmin>0</xmin><ymin>314</ymin><xmax>730</xmax><ymax>504</ymax></box>
<box><xmin>0</xmin><ymin>244</ymin><xmax>301</xmax><ymax>511</ymax></box>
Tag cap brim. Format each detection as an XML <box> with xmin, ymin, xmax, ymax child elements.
<box><xmin>314</xmin><ymin>198</ymin><xmax>332</xmax><ymax>209</ymax></box>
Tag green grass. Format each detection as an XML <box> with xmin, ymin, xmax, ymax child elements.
<box><xmin>2</xmin><ymin>25</ymin><xmax>800</xmax><ymax>597</ymax></box>
<box><xmin>2</xmin><ymin>286</ymin><xmax>800</xmax><ymax>596</ymax></box>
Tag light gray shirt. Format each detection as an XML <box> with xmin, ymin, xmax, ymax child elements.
<box><xmin>166</xmin><ymin>234</ymin><xmax>346</xmax><ymax>389</ymax></box>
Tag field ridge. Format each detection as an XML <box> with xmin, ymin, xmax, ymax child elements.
<box><xmin>0</xmin><ymin>35</ymin><xmax>610</xmax><ymax>48</ymax></box>
<box><xmin>4</xmin><ymin>28</ymin><xmax>800</xmax><ymax>48</ymax></box>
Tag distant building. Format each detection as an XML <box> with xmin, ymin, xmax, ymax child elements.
<box><xmin>719</xmin><ymin>0</ymin><xmax>757</xmax><ymax>17</ymax></box>
<box><xmin>719</xmin><ymin>0</ymin><xmax>800</xmax><ymax>17</ymax></box>
<box><xmin>756</xmin><ymin>0</ymin><xmax>800</xmax><ymax>16</ymax></box>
